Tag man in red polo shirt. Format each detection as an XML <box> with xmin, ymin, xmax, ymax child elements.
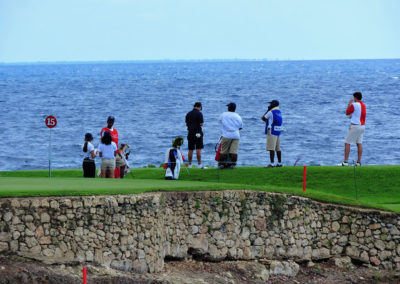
<box><xmin>339</xmin><ymin>92</ymin><xmax>366</xmax><ymax>166</ymax></box>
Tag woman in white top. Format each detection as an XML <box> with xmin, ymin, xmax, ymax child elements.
<box><xmin>98</xmin><ymin>131</ymin><xmax>117</xmax><ymax>178</ymax></box>
<box><xmin>82</xmin><ymin>133</ymin><xmax>97</xmax><ymax>178</ymax></box>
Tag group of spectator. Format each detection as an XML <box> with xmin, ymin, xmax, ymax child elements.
<box><xmin>82</xmin><ymin>91</ymin><xmax>366</xmax><ymax>179</ymax></box>
<box><xmin>182</xmin><ymin>91</ymin><xmax>366</xmax><ymax>173</ymax></box>
<box><xmin>184</xmin><ymin>100</ymin><xmax>282</xmax><ymax>170</ymax></box>
<box><xmin>82</xmin><ymin>116</ymin><xmax>128</xmax><ymax>178</ymax></box>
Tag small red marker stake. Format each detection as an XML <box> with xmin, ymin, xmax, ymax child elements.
<box><xmin>83</xmin><ymin>267</ymin><xmax>87</xmax><ymax>284</ymax></box>
<box><xmin>303</xmin><ymin>165</ymin><xmax>307</xmax><ymax>192</ymax></box>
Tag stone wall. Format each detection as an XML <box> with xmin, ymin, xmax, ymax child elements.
<box><xmin>0</xmin><ymin>191</ymin><xmax>399</xmax><ymax>273</ymax></box>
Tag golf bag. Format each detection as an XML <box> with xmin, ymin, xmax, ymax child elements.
<box><xmin>164</xmin><ymin>147</ymin><xmax>184</xmax><ymax>180</ymax></box>
<box><xmin>215</xmin><ymin>138</ymin><xmax>233</xmax><ymax>168</ymax></box>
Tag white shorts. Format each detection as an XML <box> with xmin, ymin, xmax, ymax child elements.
<box><xmin>345</xmin><ymin>124</ymin><xmax>365</xmax><ymax>144</ymax></box>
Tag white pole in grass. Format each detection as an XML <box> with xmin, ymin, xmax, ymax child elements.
<box><xmin>45</xmin><ymin>115</ymin><xmax>57</xmax><ymax>179</ymax></box>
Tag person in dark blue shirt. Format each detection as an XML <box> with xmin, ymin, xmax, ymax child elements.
<box><xmin>261</xmin><ymin>100</ymin><xmax>283</xmax><ymax>168</ymax></box>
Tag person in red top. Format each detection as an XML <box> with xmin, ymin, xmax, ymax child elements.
<box><xmin>100</xmin><ymin>116</ymin><xmax>119</xmax><ymax>148</ymax></box>
<box><xmin>100</xmin><ymin>116</ymin><xmax>126</xmax><ymax>177</ymax></box>
<box><xmin>340</xmin><ymin>92</ymin><xmax>366</xmax><ymax>166</ymax></box>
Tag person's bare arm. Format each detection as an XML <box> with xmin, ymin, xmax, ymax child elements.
<box><xmin>90</xmin><ymin>150</ymin><xmax>96</xmax><ymax>159</ymax></box>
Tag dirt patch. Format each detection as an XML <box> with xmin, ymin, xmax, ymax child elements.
<box><xmin>0</xmin><ymin>255</ymin><xmax>398</xmax><ymax>284</ymax></box>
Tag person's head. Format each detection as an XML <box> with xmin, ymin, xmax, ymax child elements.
<box><xmin>194</xmin><ymin>102</ymin><xmax>202</xmax><ymax>111</ymax></box>
<box><xmin>107</xmin><ymin>116</ymin><xmax>115</xmax><ymax>128</ymax></box>
<box><xmin>83</xmin><ymin>133</ymin><xmax>93</xmax><ymax>152</ymax></box>
<box><xmin>84</xmin><ymin>133</ymin><xmax>93</xmax><ymax>142</ymax></box>
<box><xmin>269</xmin><ymin>100</ymin><xmax>279</xmax><ymax>108</ymax></box>
<box><xmin>353</xmin><ymin>92</ymin><xmax>362</xmax><ymax>101</ymax></box>
<box><xmin>227</xmin><ymin>102</ymin><xmax>236</xmax><ymax>112</ymax></box>
<box><xmin>101</xmin><ymin>131</ymin><xmax>112</xmax><ymax>145</ymax></box>
<box><xmin>172</xmin><ymin>136</ymin><xmax>184</xmax><ymax>148</ymax></box>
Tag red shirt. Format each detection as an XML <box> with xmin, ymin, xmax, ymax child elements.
<box><xmin>100</xmin><ymin>127</ymin><xmax>119</xmax><ymax>149</ymax></box>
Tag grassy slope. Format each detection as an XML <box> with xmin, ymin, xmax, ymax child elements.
<box><xmin>0</xmin><ymin>166</ymin><xmax>399</xmax><ymax>212</ymax></box>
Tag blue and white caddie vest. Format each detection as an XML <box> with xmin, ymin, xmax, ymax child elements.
<box><xmin>265</xmin><ymin>109</ymin><xmax>283</xmax><ymax>136</ymax></box>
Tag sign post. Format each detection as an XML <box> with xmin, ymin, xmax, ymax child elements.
<box><xmin>45</xmin><ymin>115</ymin><xmax>57</xmax><ymax>178</ymax></box>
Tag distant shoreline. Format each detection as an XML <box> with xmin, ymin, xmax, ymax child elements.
<box><xmin>1</xmin><ymin>57</ymin><xmax>399</xmax><ymax>66</ymax></box>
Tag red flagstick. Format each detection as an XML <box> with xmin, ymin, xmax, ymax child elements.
<box><xmin>303</xmin><ymin>166</ymin><xmax>307</xmax><ymax>192</ymax></box>
<box><xmin>83</xmin><ymin>267</ymin><xmax>87</xmax><ymax>284</ymax></box>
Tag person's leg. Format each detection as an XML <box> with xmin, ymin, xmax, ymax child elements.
<box><xmin>269</xmin><ymin>151</ymin><xmax>275</xmax><ymax>163</ymax></box>
<box><xmin>120</xmin><ymin>165</ymin><xmax>126</xmax><ymax>178</ymax></box>
<box><xmin>188</xmin><ymin>135</ymin><xmax>195</xmax><ymax>166</ymax></box>
<box><xmin>230</xmin><ymin>154</ymin><xmax>237</xmax><ymax>164</ymax></box>
<box><xmin>101</xmin><ymin>161</ymin><xmax>106</xmax><ymax>178</ymax></box>
<box><xmin>219</xmin><ymin>137</ymin><xmax>231</xmax><ymax>168</ymax></box>
<box><xmin>344</xmin><ymin>143</ymin><xmax>350</xmax><ymax>162</ymax></box>
<box><xmin>355</xmin><ymin>126</ymin><xmax>365</xmax><ymax>165</ymax></box>
<box><xmin>88</xmin><ymin>160</ymin><xmax>96</xmax><ymax>178</ymax></box>
<box><xmin>218</xmin><ymin>153</ymin><xmax>227</xmax><ymax>168</ymax></box>
<box><xmin>228</xmin><ymin>139</ymin><xmax>240</xmax><ymax>168</ymax></box>
<box><xmin>275</xmin><ymin>136</ymin><xmax>282</xmax><ymax>165</ymax></box>
<box><xmin>277</xmin><ymin>151</ymin><xmax>282</xmax><ymax>163</ymax></box>
<box><xmin>188</xmin><ymin>150</ymin><xmax>194</xmax><ymax>165</ymax></box>
<box><xmin>196</xmin><ymin>149</ymin><xmax>202</xmax><ymax>165</ymax></box>
<box><xmin>83</xmin><ymin>160</ymin><xmax>88</xmax><ymax>177</ymax></box>
<box><xmin>109</xmin><ymin>169</ymin><xmax>115</xmax><ymax>178</ymax></box>
<box><xmin>196</xmin><ymin>135</ymin><xmax>204</xmax><ymax>167</ymax></box>
<box><xmin>266</xmin><ymin>132</ymin><xmax>278</xmax><ymax>166</ymax></box>
<box><xmin>356</xmin><ymin>143</ymin><xmax>363</xmax><ymax>163</ymax></box>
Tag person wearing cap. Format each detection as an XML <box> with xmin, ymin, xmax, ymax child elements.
<box><xmin>218</xmin><ymin>102</ymin><xmax>243</xmax><ymax>169</ymax></box>
<box><xmin>185</xmin><ymin>102</ymin><xmax>205</xmax><ymax>168</ymax></box>
<box><xmin>82</xmin><ymin>133</ymin><xmax>97</xmax><ymax>177</ymax></box>
<box><xmin>100</xmin><ymin>116</ymin><xmax>126</xmax><ymax>178</ymax></box>
<box><xmin>261</xmin><ymin>100</ymin><xmax>283</xmax><ymax>168</ymax></box>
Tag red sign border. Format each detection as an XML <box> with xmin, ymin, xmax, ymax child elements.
<box><xmin>45</xmin><ymin>115</ymin><xmax>57</xmax><ymax>128</ymax></box>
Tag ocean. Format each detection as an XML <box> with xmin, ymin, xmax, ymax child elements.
<box><xmin>0</xmin><ymin>59</ymin><xmax>399</xmax><ymax>171</ymax></box>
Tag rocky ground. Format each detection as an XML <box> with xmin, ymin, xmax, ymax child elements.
<box><xmin>0</xmin><ymin>255</ymin><xmax>399</xmax><ymax>284</ymax></box>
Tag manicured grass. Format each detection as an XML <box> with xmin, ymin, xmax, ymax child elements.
<box><xmin>0</xmin><ymin>166</ymin><xmax>399</xmax><ymax>212</ymax></box>
<box><xmin>0</xmin><ymin>177</ymin><xmax>246</xmax><ymax>197</ymax></box>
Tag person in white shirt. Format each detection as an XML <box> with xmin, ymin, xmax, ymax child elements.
<box><xmin>218</xmin><ymin>102</ymin><xmax>243</xmax><ymax>169</ymax></box>
<box><xmin>82</xmin><ymin>133</ymin><xmax>97</xmax><ymax>178</ymax></box>
<box><xmin>98</xmin><ymin>131</ymin><xmax>117</xmax><ymax>178</ymax></box>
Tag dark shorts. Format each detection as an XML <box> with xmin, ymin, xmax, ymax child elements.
<box><xmin>188</xmin><ymin>132</ymin><xmax>204</xmax><ymax>150</ymax></box>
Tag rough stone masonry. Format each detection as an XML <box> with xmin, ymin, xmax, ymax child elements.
<box><xmin>0</xmin><ymin>190</ymin><xmax>399</xmax><ymax>273</ymax></box>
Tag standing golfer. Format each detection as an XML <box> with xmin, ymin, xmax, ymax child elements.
<box><xmin>185</xmin><ymin>102</ymin><xmax>205</xmax><ymax>168</ymax></box>
<box><xmin>261</xmin><ymin>100</ymin><xmax>283</xmax><ymax>168</ymax></box>
<box><xmin>340</xmin><ymin>92</ymin><xmax>366</xmax><ymax>166</ymax></box>
<box><xmin>218</xmin><ymin>102</ymin><xmax>243</xmax><ymax>169</ymax></box>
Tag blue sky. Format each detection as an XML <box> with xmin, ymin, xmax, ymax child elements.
<box><xmin>1</xmin><ymin>0</ymin><xmax>399</xmax><ymax>62</ymax></box>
